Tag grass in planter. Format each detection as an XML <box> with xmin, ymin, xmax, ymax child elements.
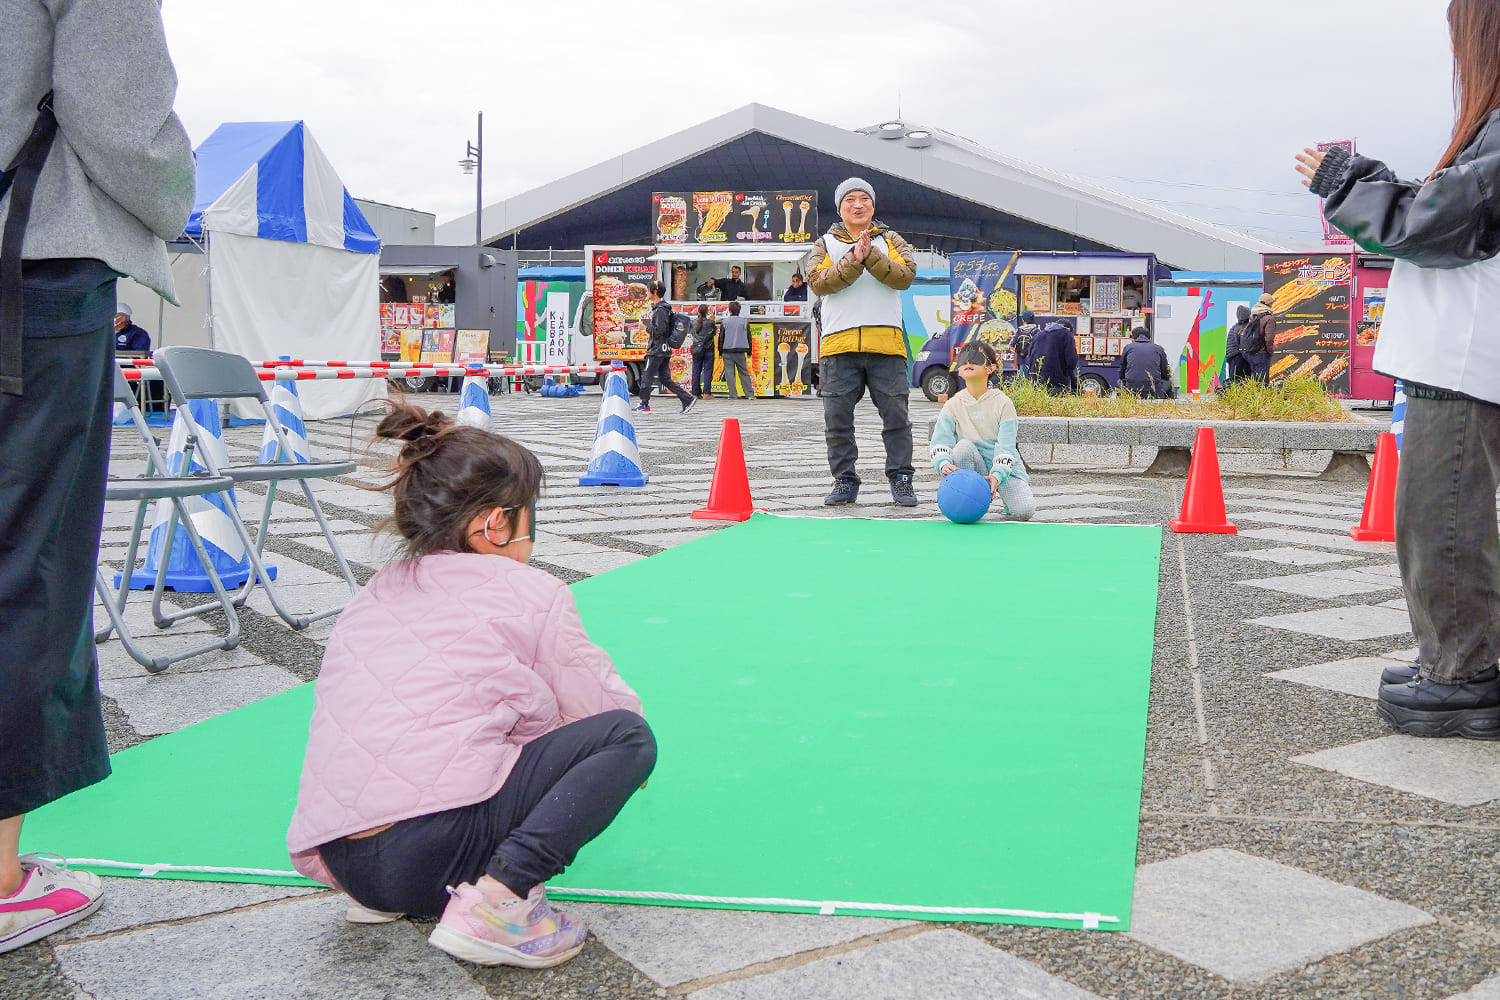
<box><xmin>1003</xmin><ymin>376</ymin><xmax>1352</xmax><ymax>423</ymax></box>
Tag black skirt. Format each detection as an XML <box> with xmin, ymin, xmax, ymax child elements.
<box><xmin>0</xmin><ymin>259</ymin><xmax>117</xmax><ymax>818</ymax></box>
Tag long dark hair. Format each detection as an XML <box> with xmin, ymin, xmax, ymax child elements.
<box><xmin>372</xmin><ymin>401</ymin><xmax>543</xmax><ymax>560</ymax></box>
<box><xmin>1435</xmin><ymin>0</ymin><xmax>1500</xmax><ymax>175</ymax></box>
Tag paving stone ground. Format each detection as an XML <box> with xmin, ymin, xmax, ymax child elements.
<box><xmin>6</xmin><ymin>388</ymin><xmax>1497</xmax><ymax>999</ymax></box>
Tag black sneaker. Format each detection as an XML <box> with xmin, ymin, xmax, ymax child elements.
<box><xmin>679</xmin><ymin>397</ymin><xmax>697</xmax><ymax>415</ymax></box>
<box><xmin>824</xmin><ymin>478</ymin><xmax>860</xmax><ymax>506</ymax></box>
<box><xmin>889</xmin><ymin>474</ymin><xmax>918</xmax><ymax>507</ymax></box>
<box><xmin>1375</xmin><ymin>665</ymin><xmax>1500</xmax><ymax>740</ymax></box>
<box><xmin>1379</xmin><ymin>661</ymin><xmax>1420</xmax><ymax>686</ymax></box>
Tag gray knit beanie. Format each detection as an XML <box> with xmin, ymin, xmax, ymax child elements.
<box><xmin>834</xmin><ymin>177</ymin><xmax>875</xmax><ymax>209</ymax></box>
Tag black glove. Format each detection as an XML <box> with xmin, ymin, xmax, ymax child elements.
<box><xmin>1309</xmin><ymin>146</ymin><xmax>1353</xmax><ymax>199</ymax></box>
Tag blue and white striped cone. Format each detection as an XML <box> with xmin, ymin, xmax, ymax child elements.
<box><xmin>257</xmin><ymin>374</ymin><xmax>310</xmax><ymax>463</ymax></box>
<box><xmin>124</xmin><ymin>397</ymin><xmax>274</xmax><ymax>592</ymax></box>
<box><xmin>578</xmin><ymin>371</ymin><xmax>648</xmax><ymax>486</ymax></box>
<box><xmin>1391</xmin><ymin>380</ymin><xmax>1406</xmax><ymax>451</ymax></box>
<box><xmin>455</xmin><ymin>371</ymin><xmax>492</xmax><ymax>430</ymax></box>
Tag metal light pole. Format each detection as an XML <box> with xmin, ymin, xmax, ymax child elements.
<box><xmin>459</xmin><ymin>112</ymin><xmax>483</xmax><ymax>246</ymax></box>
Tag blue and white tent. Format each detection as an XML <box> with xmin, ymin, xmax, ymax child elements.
<box><xmin>193</xmin><ymin>122</ymin><xmax>383</xmax><ymax>420</ymax></box>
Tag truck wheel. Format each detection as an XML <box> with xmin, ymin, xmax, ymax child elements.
<box><xmin>920</xmin><ymin>367</ymin><xmax>951</xmax><ymax>402</ymax></box>
<box><xmin>401</xmin><ymin>375</ymin><xmax>431</xmax><ymax>393</ymax></box>
<box><xmin>624</xmin><ymin>364</ymin><xmax>641</xmax><ymax>395</ymax></box>
<box><xmin>1079</xmin><ymin>374</ymin><xmax>1111</xmax><ymax>398</ymax></box>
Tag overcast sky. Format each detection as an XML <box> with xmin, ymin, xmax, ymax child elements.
<box><xmin>161</xmin><ymin>0</ymin><xmax>1456</xmax><ymax>249</ymax></box>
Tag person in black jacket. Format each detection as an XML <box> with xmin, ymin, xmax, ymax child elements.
<box><xmin>1025</xmin><ymin>319</ymin><xmax>1079</xmax><ymax>394</ymax></box>
<box><xmin>1223</xmin><ymin>305</ymin><xmax>1252</xmax><ymax>384</ymax></box>
<box><xmin>1299</xmin><ymin>0</ymin><xmax>1500</xmax><ymax>740</ymax></box>
<box><xmin>1118</xmin><ymin>328</ymin><xmax>1173</xmax><ymax>398</ymax></box>
<box><xmin>689</xmin><ymin>304</ymin><xmax>717</xmax><ymax>399</ymax></box>
<box><xmin>633</xmin><ymin>283</ymin><xmax>695</xmax><ymax>414</ymax></box>
<box><xmin>709</xmin><ymin>267</ymin><xmax>748</xmax><ymax>302</ymax></box>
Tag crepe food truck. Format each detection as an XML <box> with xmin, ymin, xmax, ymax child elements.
<box><xmin>914</xmin><ymin>251</ymin><xmax>1159</xmax><ymax>399</ymax></box>
<box><xmin>585</xmin><ymin>190</ymin><xmax>821</xmax><ymax>398</ymax></box>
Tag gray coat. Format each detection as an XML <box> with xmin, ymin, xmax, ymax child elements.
<box><xmin>719</xmin><ymin>315</ymin><xmax>751</xmax><ymax>352</ymax></box>
<box><xmin>2</xmin><ymin>0</ymin><xmax>195</xmax><ymax>300</ymax></box>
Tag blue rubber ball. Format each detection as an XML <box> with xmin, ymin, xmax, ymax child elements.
<box><xmin>937</xmin><ymin>469</ymin><xmax>992</xmax><ymax>524</ymax></box>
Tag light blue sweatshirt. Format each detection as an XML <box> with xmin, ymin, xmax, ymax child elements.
<box><xmin>929</xmin><ymin>387</ymin><xmax>1027</xmax><ymax>482</ymax></box>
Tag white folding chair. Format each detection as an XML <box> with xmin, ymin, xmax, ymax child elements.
<box><xmin>94</xmin><ymin>368</ymin><xmax>241</xmax><ymax>673</ymax></box>
<box><xmin>152</xmin><ymin>347</ymin><xmax>361</xmax><ymax>630</ymax></box>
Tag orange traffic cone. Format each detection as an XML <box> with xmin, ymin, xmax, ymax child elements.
<box><xmin>1169</xmin><ymin>427</ymin><xmax>1237</xmax><ymax>535</ymax></box>
<box><xmin>1350</xmin><ymin>432</ymin><xmax>1399</xmax><ymax>542</ymax></box>
<box><xmin>692</xmin><ymin>418</ymin><xmax>757</xmax><ymax>522</ymax></box>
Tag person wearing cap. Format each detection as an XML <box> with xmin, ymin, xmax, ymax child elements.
<box><xmin>113</xmin><ymin>302</ymin><xmax>150</xmax><ymax>353</ymax></box>
<box><xmin>805</xmin><ymin>178</ymin><xmax>919</xmax><ymax>507</ymax></box>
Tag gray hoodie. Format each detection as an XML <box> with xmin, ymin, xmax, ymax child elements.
<box><xmin>1</xmin><ymin>0</ymin><xmax>195</xmax><ymax>299</ymax></box>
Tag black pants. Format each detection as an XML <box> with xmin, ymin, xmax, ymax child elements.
<box><xmin>0</xmin><ymin>260</ymin><xmax>116</xmax><ymax>818</ymax></box>
<box><xmin>318</xmin><ymin>710</ymin><xmax>656</xmax><ymax>917</ymax></box>
<box><xmin>690</xmin><ymin>353</ymin><xmax>713</xmax><ymax>396</ymax></box>
<box><xmin>640</xmin><ymin>354</ymin><xmax>690</xmax><ymax>408</ymax></box>
<box><xmin>821</xmin><ymin>352</ymin><xmax>913</xmax><ymax>482</ymax></box>
<box><xmin>1395</xmin><ymin>394</ymin><xmax>1500</xmax><ymax>684</ymax></box>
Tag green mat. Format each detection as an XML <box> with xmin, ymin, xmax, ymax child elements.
<box><xmin>23</xmin><ymin>514</ymin><xmax>1160</xmax><ymax>931</ymax></box>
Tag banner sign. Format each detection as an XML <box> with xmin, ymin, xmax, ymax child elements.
<box><xmin>1262</xmin><ymin>252</ymin><xmax>1353</xmax><ymax>395</ymax></box>
<box><xmin>948</xmin><ymin>252</ymin><xmax>1023</xmax><ymax>367</ymax></box>
<box><xmin>654</xmin><ymin>191</ymin><xmax>818</xmax><ymax>245</ymax></box>
<box><xmin>590</xmin><ymin>248</ymin><xmax>656</xmax><ymax>361</ymax></box>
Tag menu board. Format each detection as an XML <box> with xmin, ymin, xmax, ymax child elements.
<box><xmin>654</xmin><ymin>191</ymin><xmax>818</xmax><ymax>245</ymax></box>
<box><xmin>947</xmin><ymin>252</ymin><xmax>1022</xmax><ymax>368</ymax></box>
<box><xmin>590</xmin><ymin>247</ymin><xmax>656</xmax><ymax>361</ymax></box>
<box><xmin>1021</xmin><ymin>274</ymin><xmax>1054</xmax><ymax>315</ymax></box>
<box><xmin>1092</xmin><ymin>277</ymin><xmax>1121</xmax><ymax>314</ymax></box>
<box><xmin>1262</xmin><ymin>253</ymin><xmax>1353</xmax><ymax>395</ymax></box>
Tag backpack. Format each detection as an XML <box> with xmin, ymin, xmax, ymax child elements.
<box><xmin>1241</xmin><ymin>315</ymin><xmax>1267</xmax><ymax>356</ymax></box>
<box><xmin>667</xmin><ymin>311</ymin><xmax>692</xmax><ymax>349</ymax></box>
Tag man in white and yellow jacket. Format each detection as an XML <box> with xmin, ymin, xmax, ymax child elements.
<box><xmin>806</xmin><ymin>178</ymin><xmax>918</xmax><ymax>506</ymax></box>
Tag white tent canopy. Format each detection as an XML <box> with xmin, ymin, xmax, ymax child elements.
<box><xmin>190</xmin><ymin>121</ymin><xmax>383</xmax><ymax>420</ymax></box>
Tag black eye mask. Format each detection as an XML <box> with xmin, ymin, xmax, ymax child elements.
<box><xmin>954</xmin><ymin>343</ymin><xmax>992</xmax><ymax>368</ymax></box>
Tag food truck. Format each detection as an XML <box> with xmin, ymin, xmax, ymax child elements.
<box><xmin>1260</xmin><ymin>251</ymin><xmax>1395</xmax><ymax>402</ymax></box>
<box><xmin>585</xmin><ymin>189</ymin><xmax>822</xmax><ymax>398</ymax></box>
<box><xmin>913</xmin><ymin>251</ymin><xmax>1160</xmax><ymax>400</ymax></box>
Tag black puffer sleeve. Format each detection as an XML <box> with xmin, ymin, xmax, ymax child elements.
<box><xmin>1321</xmin><ymin>115</ymin><xmax>1500</xmax><ymax>269</ymax></box>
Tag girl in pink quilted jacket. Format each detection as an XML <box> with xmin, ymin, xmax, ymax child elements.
<box><xmin>287</xmin><ymin>403</ymin><xmax>655</xmax><ymax>969</ymax></box>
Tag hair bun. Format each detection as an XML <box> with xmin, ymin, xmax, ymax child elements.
<box><xmin>376</xmin><ymin>402</ymin><xmax>454</xmax><ymax>459</ymax></box>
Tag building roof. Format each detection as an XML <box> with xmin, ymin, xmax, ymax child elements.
<box><xmin>437</xmin><ymin>104</ymin><xmax>1280</xmax><ymax>271</ymax></box>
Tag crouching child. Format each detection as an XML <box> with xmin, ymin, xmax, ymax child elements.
<box><xmin>929</xmin><ymin>342</ymin><xmax>1036</xmax><ymax>521</ymax></box>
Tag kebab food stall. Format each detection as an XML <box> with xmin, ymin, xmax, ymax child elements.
<box><xmin>585</xmin><ymin>189</ymin><xmax>822</xmax><ymax>398</ymax></box>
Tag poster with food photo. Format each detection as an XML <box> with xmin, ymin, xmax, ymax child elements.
<box><xmin>590</xmin><ymin>248</ymin><xmax>656</xmax><ymax>361</ymax></box>
<box><xmin>653</xmin><ymin>193</ymin><xmax>689</xmax><ymax>244</ymax></box>
<box><xmin>773</xmin><ymin>191</ymin><xmax>817</xmax><ymax>243</ymax></box>
<box><xmin>693</xmin><ymin>192</ymin><xmax>735</xmax><ymax>244</ymax></box>
<box><xmin>946</xmin><ymin>252</ymin><xmax>1022</xmax><ymax>367</ymax></box>
<box><xmin>772</xmin><ymin>324</ymin><xmax>811</xmax><ymax>396</ymax></box>
<box><xmin>454</xmin><ymin>329</ymin><xmax>489</xmax><ymax>362</ymax></box>
<box><xmin>400</xmin><ymin>329</ymin><xmax>424</xmax><ymax>363</ymax></box>
<box><xmin>419</xmin><ymin>329</ymin><xmax>454</xmax><ymax>364</ymax></box>
<box><xmin>379</xmin><ymin>303</ymin><xmax>395</xmax><ymax>326</ymax></box>
<box><xmin>1262</xmin><ymin>253</ymin><xmax>1353</xmax><ymax>394</ymax></box>
<box><xmin>380</xmin><ymin>327</ymin><xmax>401</xmax><ymax>358</ymax></box>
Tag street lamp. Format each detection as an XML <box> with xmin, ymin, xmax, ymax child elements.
<box><xmin>458</xmin><ymin>112</ymin><xmax>482</xmax><ymax>246</ymax></box>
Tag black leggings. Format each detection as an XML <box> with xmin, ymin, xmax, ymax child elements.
<box><xmin>318</xmin><ymin>710</ymin><xmax>656</xmax><ymax>917</ymax></box>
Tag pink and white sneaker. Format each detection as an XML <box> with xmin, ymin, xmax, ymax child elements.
<box><xmin>427</xmin><ymin>881</ymin><xmax>586</xmax><ymax>968</ymax></box>
<box><xmin>0</xmin><ymin>855</ymin><xmax>104</xmax><ymax>954</ymax></box>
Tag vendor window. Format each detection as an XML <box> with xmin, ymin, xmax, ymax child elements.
<box><xmin>1121</xmin><ymin>277</ymin><xmax>1146</xmax><ymax>311</ymax></box>
<box><xmin>1055</xmin><ymin>276</ymin><xmax>1090</xmax><ymax>306</ymax></box>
